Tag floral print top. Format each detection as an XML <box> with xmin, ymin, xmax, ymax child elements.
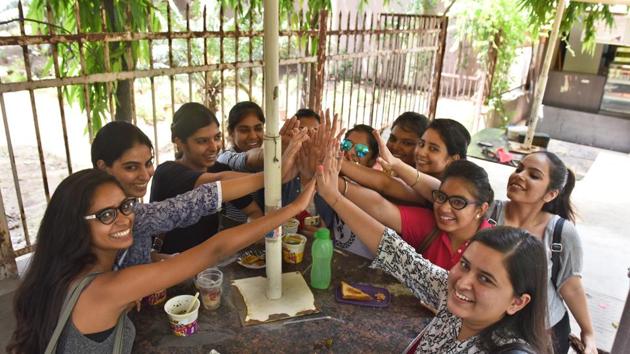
<box><xmin>370</xmin><ymin>227</ymin><xmax>521</xmax><ymax>353</ymax></box>
<box><xmin>115</xmin><ymin>182</ymin><xmax>222</xmax><ymax>269</ymax></box>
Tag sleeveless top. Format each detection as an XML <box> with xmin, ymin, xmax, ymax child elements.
<box><xmin>48</xmin><ymin>273</ymin><xmax>136</xmax><ymax>354</ymax></box>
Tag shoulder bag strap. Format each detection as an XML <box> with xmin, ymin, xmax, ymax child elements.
<box><xmin>44</xmin><ymin>272</ymin><xmax>101</xmax><ymax>354</ymax></box>
<box><xmin>416</xmin><ymin>227</ymin><xmax>440</xmax><ymax>255</ymax></box>
<box><xmin>551</xmin><ymin>217</ymin><xmax>566</xmax><ymax>290</ymax></box>
<box><xmin>112</xmin><ymin>310</ymin><xmax>128</xmax><ymax>354</ymax></box>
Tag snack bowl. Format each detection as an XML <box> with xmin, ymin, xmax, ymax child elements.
<box><xmin>164</xmin><ymin>294</ymin><xmax>200</xmax><ymax>336</ymax></box>
<box><xmin>282</xmin><ymin>233</ymin><xmax>307</xmax><ymax>264</ymax></box>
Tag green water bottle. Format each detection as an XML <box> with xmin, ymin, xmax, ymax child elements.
<box><xmin>310</xmin><ymin>227</ymin><xmax>333</xmax><ymax>289</ymax></box>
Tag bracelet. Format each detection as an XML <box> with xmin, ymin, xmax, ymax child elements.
<box><xmin>342</xmin><ymin>177</ymin><xmax>349</xmax><ymax>196</ymax></box>
<box><xmin>409</xmin><ymin>170</ymin><xmax>420</xmax><ymax>188</ymax></box>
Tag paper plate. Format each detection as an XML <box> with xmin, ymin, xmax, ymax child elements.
<box><xmin>237</xmin><ymin>248</ymin><xmax>266</xmax><ymax>269</ymax></box>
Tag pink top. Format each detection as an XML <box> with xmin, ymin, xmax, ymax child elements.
<box><xmin>398</xmin><ymin>205</ymin><xmax>493</xmax><ymax>270</ymax></box>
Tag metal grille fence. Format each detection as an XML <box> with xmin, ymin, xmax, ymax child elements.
<box><xmin>0</xmin><ymin>1</ymin><xmax>447</xmax><ymax>277</ymax></box>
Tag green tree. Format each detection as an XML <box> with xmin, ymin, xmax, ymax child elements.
<box><xmin>520</xmin><ymin>0</ymin><xmax>614</xmax><ymax>54</ymax></box>
<box><xmin>26</xmin><ymin>0</ymin><xmax>340</xmax><ymax>133</ymax></box>
<box><xmin>27</xmin><ymin>0</ymin><xmax>161</xmax><ymax>131</ymax></box>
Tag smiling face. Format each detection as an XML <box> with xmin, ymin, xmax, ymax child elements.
<box><xmin>415</xmin><ymin>128</ymin><xmax>457</xmax><ymax>177</ymax></box>
<box><xmin>447</xmin><ymin>242</ymin><xmax>530</xmax><ymax>332</ymax></box>
<box><xmin>231</xmin><ymin>114</ymin><xmax>264</xmax><ymax>151</ymax></box>
<box><xmin>344</xmin><ymin>130</ymin><xmax>376</xmax><ymax>167</ymax></box>
<box><xmin>98</xmin><ymin>143</ymin><xmax>154</xmax><ymax>198</ymax></box>
<box><xmin>86</xmin><ymin>182</ymin><xmax>135</xmax><ymax>252</ymax></box>
<box><xmin>433</xmin><ymin>177</ymin><xmax>485</xmax><ymax>235</ymax></box>
<box><xmin>507</xmin><ymin>154</ymin><xmax>559</xmax><ymax>205</ymax></box>
<box><xmin>386</xmin><ymin>125</ymin><xmax>420</xmax><ymax>167</ymax></box>
<box><xmin>176</xmin><ymin>122</ymin><xmax>222</xmax><ymax>171</ymax></box>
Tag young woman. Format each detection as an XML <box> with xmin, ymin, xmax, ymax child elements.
<box><xmin>386</xmin><ymin>149</ymin><xmax>598</xmax><ymax>354</ymax></box>
<box><xmin>7</xmin><ymin>169</ymin><xmax>315</xmax><ymax>353</ymax></box>
<box><xmin>488</xmin><ymin>151</ymin><xmax>596</xmax><ymax>354</ymax></box>
<box><xmin>341</xmin><ymin>124</ymin><xmax>379</xmax><ymax>167</ymax></box>
<box><xmin>339</xmin><ymin>159</ymin><xmax>494</xmax><ymax>268</ymax></box>
<box><xmin>386</xmin><ymin>112</ymin><xmax>429</xmax><ymax>167</ymax></box>
<box><xmin>150</xmin><ymin>102</ymin><xmax>264</xmax><ymax>253</ymax></box>
<box><xmin>216</xmin><ymin>101</ymin><xmax>266</xmax><ymax>172</ymax></box>
<box><xmin>341</xmin><ymin>119</ymin><xmax>471</xmax><ymax>205</ymax></box>
<box><xmin>91</xmin><ymin>120</ymin><xmax>305</xmax><ymax>267</ymax></box>
<box><xmin>315</xmin><ymin>143</ymin><xmax>551</xmax><ymax>353</ymax></box>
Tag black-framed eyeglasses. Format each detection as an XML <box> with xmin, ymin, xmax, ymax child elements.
<box><xmin>84</xmin><ymin>198</ymin><xmax>137</xmax><ymax>225</ymax></box>
<box><xmin>341</xmin><ymin>139</ymin><xmax>370</xmax><ymax>158</ymax></box>
<box><xmin>432</xmin><ymin>190</ymin><xmax>478</xmax><ymax>210</ymax></box>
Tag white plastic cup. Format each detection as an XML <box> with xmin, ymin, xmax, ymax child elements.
<box><xmin>283</xmin><ymin>218</ymin><xmax>299</xmax><ymax>235</ymax></box>
<box><xmin>282</xmin><ymin>233</ymin><xmax>307</xmax><ymax>264</ymax></box>
<box><xmin>195</xmin><ymin>268</ymin><xmax>223</xmax><ymax>310</ymax></box>
<box><xmin>163</xmin><ymin>295</ymin><xmax>200</xmax><ymax>336</ymax></box>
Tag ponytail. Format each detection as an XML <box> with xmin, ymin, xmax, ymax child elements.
<box><xmin>535</xmin><ymin>151</ymin><xmax>576</xmax><ymax>222</ymax></box>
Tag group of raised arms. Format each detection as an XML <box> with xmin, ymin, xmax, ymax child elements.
<box><xmin>8</xmin><ymin>101</ymin><xmax>595</xmax><ymax>354</ymax></box>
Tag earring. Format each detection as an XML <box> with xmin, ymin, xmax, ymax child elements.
<box><xmin>476</xmin><ymin>214</ymin><xmax>481</xmax><ymax>219</ymax></box>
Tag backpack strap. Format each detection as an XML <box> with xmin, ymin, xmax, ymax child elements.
<box><xmin>416</xmin><ymin>228</ymin><xmax>440</xmax><ymax>255</ymax></box>
<box><xmin>551</xmin><ymin>217</ymin><xmax>566</xmax><ymax>290</ymax></box>
<box><xmin>488</xmin><ymin>201</ymin><xmax>500</xmax><ymax>226</ymax></box>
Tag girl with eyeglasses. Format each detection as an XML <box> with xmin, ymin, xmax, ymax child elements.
<box><xmin>390</xmin><ymin>149</ymin><xmax>597</xmax><ymax>354</ymax></box>
<box><xmin>90</xmin><ymin>120</ymin><xmax>305</xmax><ymax>269</ymax></box>
<box><xmin>7</xmin><ymin>169</ymin><xmax>316</xmax><ymax>353</ymax></box>
<box><xmin>336</xmin><ymin>159</ymin><xmax>494</xmax><ymax>268</ymax></box>
<box><xmin>340</xmin><ymin>118</ymin><xmax>471</xmax><ymax>205</ymax></box>
<box><xmin>314</xmin><ymin>144</ymin><xmax>551</xmax><ymax>353</ymax></box>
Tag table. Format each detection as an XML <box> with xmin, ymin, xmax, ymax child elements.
<box><xmin>130</xmin><ymin>245</ymin><xmax>433</xmax><ymax>353</ymax></box>
<box><xmin>467</xmin><ymin>128</ymin><xmax>526</xmax><ymax>166</ymax></box>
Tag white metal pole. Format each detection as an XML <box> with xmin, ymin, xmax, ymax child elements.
<box><xmin>523</xmin><ymin>0</ymin><xmax>567</xmax><ymax>150</ymax></box>
<box><xmin>263</xmin><ymin>0</ymin><xmax>282</xmax><ymax>300</ymax></box>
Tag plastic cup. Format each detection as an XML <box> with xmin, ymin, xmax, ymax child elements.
<box><xmin>283</xmin><ymin>218</ymin><xmax>299</xmax><ymax>235</ymax></box>
<box><xmin>282</xmin><ymin>233</ymin><xmax>307</xmax><ymax>264</ymax></box>
<box><xmin>195</xmin><ymin>268</ymin><xmax>223</xmax><ymax>310</ymax></box>
<box><xmin>163</xmin><ymin>294</ymin><xmax>200</xmax><ymax>336</ymax></box>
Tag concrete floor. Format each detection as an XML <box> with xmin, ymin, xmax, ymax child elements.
<box><xmin>0</xmin><ymin>141</ymin><xmax>628</xmax><ymax>352</ymax></box>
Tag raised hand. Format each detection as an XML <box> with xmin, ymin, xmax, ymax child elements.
<box><xmin>315</xmin><ymin>139</ymin><xmax>342</xmax><ymax>202</ymax></box>
<box><xmin>372</xmin><ymin>129</ymin><xmax>401</xmax><ymax>172</ymax></box>
<box><xmin>281</xmin><ymin>128</ymin><xmax>309</xmax><ymax>183</ymax></box>
<box><xmin>280</xmin><ymin>116</ymin><xmax>300</xmax><ymax>152</ymax></box>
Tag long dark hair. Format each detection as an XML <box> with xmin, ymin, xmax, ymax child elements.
<box><xmin>91</xmin><ymin>121</ymin><xmax>153</xmax><ymax>167</ymax></box>
<box><xmin>533</xmin><ymin>151</ymin><xmax>576</xmax><ymax>222</ymax></box>
<box><xmin>171</xmin><ymin>102</ymin><xmax>220</xmax><ymax>159</ymax></box>
<box><xmin>427</xmin><ymin>119</ymin><xmax>471</xmax><ymax>159</ymax></box>
<box><xmin>7</xmin><ymin>169</ymin><xmax>121</xmax><ymax>354</ymax></box>
<box><xmin>442</xmin><ymin>160</ymin><xmax>494</xmax><ymax>205</ymax></box>
<box><xmin>227</xmin><ymin>101</ymin><xmax>264</xmax><ymax>134</ymax></box>
<box><xmin>471</xmin><ymin>227</ymin><xmax>552</xmax><ymax>354</ymax></box>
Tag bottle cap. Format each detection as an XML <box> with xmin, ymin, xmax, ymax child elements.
<box><xmin>314</xmin><ymin>227</ymin><xmax>330</xmax><ymax>240</ymax></box>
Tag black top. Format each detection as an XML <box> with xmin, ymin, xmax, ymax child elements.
<box><xmin>150</xmin><ymin>161</ymin><xmax>253</xmax><ymax>254</ymax></box>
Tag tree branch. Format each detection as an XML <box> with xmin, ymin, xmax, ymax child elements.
<box><xmin>0</xmin><ymin>18</ymin><xmax>70</xmax><ymax>34</ymax></box>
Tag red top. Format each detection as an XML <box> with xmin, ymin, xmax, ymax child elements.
<box><xmin>398</xmin><ymin>205</ymin><xmax>493</xmax><ymax>270</ymax></box>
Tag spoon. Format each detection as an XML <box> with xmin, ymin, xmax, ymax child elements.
<box><xmin>183</xmin><ymin>292</ymin><xmax>199</xmax><ymax>314</ymax></box>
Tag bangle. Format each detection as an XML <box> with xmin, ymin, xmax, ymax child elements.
<box><xmin>409</xmin><ymin>170</ymin><xmax>420</xmax><ymax>188</ymax></box>
<box><xmin>342</xmin><ymin>177</ymin><xmax>349</xmax><ymax>196</ymax></box>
